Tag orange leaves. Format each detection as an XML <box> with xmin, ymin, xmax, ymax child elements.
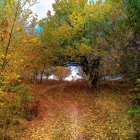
<box><xmin>53</xmin><ymin>66</ymin><xmax>71</xmax><ymax>80</ymax></box>
<box><xmin>1</xmin><ymin>17</ymin><xmax>9</xmax><ymax>28</ymax></box>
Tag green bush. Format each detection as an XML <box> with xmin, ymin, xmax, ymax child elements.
<box><xmin>128</xmin><ymin>79</ymin><xmax>140</xmax><ymax>139</ymax></box>
<box><xmin>129</xmin><ymin>79</ymin><xmax>140</xmax><ymax>118</ymax></box>
<box><xmin>134</xmin><ymin>79</ymin><xmax>140</xmax><ymax>92</ymax></box>
<box><xmin>128</xmin><ymin>107</ymin><xmax>140</xmax><ymax>119</ymax></box>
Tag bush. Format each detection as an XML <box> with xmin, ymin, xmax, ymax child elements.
<box><xmin>128</xmin><ymin>79</ymin><xmax>140</xmax><ymax>139</ymax></box>
<box><xmin>129</xmin><ymin>79</ymin><xmax>140</xmax><ymax>118</ymax></box>
<box><xmin>0</xmin><ymin>85</ymin><xmax>34</xmax><ymax>140</ymax></box>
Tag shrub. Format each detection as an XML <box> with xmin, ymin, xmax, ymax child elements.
<box><xmin>128</xmin><ymin>79</ymin><xmax>140</xmax><ymax>139</ymax></box>
<box><xmin>129</xmin><ymin>79</ymin><xmax>140</xmax><ymax>118</ymax></box>
<box><xmin>0</xmin><ymin>85</ymin><xmax>34</xmax><ymax>140</ymax></box>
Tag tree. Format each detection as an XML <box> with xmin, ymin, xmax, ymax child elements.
<box><xmin>0</xmin><ymin>0</ymin><xmax>38</xmax><ymax>89</ymax></box>
<box><xmin>119</xmin><ymin>0</ymin><xmax>140</xmax><ymax>80</ymax></box>
<box><xmin>0</xmin><ymin>0</ymin><xmax>39</xmax><ymax>139</ymax></box>
<box><xmin>53</xmin><ymin>66</ymin><xmax>71</xmax><ymax>80</ymax></box>
<box><xmin>41</xmin><ymin>0</ymin><xmax>127</xmax><ymax>87</ymax></box>
<box><xmin>34</xmin><ymin>47</ymin><xmax>56</xmax><ymax>84</ymax></box>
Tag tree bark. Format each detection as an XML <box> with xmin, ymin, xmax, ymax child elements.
<box><xmin>80</xmin><ymin>56</ymin><xmax>101</xmax><ymax>87</ymax></box>
<box><xmin>39</xmin><ymin>64</ymin><xmax>46</xmax><ymax>84</ymax></box>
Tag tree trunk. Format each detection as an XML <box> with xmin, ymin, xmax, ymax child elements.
<box><xmin>39</xmin><ymin>72</ymin><xmax>44</xmax><ymax>84</ymax></box>
<box><xmin>88</xmin><ymin>71</ymin><xmax>99</xmax><ymax>88</ymax></box>
<box><xmin>81</xmin><ymin>56</ymin><xmax>101</xmax><ymax>88</ymax></box>
<box><xmin>1</xmin><ymin>0</ymin><xmax>20</xmax><ymax>70</ymax></box>
<box><xmin>39</xmin><ymin>64</ymin><xmax>46</xmax><ymax>84</ymax></box>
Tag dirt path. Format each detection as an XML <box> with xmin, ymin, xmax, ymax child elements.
<box><xmin>20</xmin><ymin>81</ymin><xmax>133</xmax><ymax>140</ymax></box>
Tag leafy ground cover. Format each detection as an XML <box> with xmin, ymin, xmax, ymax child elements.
<box><xmin>19</xmin><ymin>80</ymin><xmax>137</xmax><ymax>140</ymax></box>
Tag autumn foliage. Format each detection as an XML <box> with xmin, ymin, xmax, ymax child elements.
<box><xmin>53</xmin><ymin>66</ymin><xmax>71</xmax><ymax>80</ymax></box>
<box><xmin>0</xmin><ymin>0</ymin><xmax>140</xmax><ymax>139</ymax></box>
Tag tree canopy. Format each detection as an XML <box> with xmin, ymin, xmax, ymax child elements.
<box><xmin>40</xmin><ymin>0</ymin><xmax>136</xmax><ymax>86</ymax></box>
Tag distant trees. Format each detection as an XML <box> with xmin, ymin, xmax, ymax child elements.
<box><xmin>53</xmin><ymin>66</ymin><xmax>71</xmax><ymax>80</ymax></box>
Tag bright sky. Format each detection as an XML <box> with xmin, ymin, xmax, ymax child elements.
<box><xmin>31</xmin><ymin>0</ymin><xmax>55</xmax><ymax>19</ymax></box>
<box><xmin>31</xmin><ymin>0</ymin><xmax>98</xmax><ymax>19</ymax></box>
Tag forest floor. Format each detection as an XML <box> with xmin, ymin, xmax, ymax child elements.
<box><xmin>20</xmin><ymin>80</ymin><xmax>135</xmax><ymax>140</ymax></box>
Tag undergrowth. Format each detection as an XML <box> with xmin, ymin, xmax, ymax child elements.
<box><xmin>0</xmin><ymin>85</ymin><xmax>38</xmax><ymax>140</ymax></box>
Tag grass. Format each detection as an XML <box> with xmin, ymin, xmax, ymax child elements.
<box><xmin>19</xmin><ymin>80</ymin><xmax>137</xmax><ymax>140</ymax></box>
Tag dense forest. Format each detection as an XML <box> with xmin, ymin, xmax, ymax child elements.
<box><xmin>0</xmin><ymin>0</ymin><xmax>140</xmax><ymax>139</ymax></box>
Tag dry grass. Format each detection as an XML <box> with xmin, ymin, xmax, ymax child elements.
<box><xmin>20</xmin><ymin>80</ymin><xmax>135</xmax><ymax>140</ymax></box>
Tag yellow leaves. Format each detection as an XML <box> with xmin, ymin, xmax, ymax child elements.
<box><xmin>22</xmin><ymin>36</ymin><xmax>40</xmax><ymax>46</ymax></box>
<box><xmin>1</xmin><ymin>71</ymin><xmax>20</xmax><ymax>86</ymax></box>
<box><xmin>69</xmin><ymin>11</ymin><xmax>85</xmax><ymax>31</ymax></box>
<box><xmin>55</xmin><ymin>22</ymin><xmax>74</xmax><ymax>40</ymax></box>
<box><xmin>29</xmin><ymin>37</ymin><xmax>39</xmax><ymax>43</ymax></box>
<box><xmin>101</xmin><ymin>2</ymin><xmax>112</xmax><ymax>13</ymax></box>
<box><xmin>22</xmin><ymin>40</ymin><xmax>28</xmax><ymax>43</ymax></box>
<box><xmin>0</xmin><ymin>89</ymin><xmax>6</xmax><ymax>94</ymax></box>
<box><xmin>78</xmin><ymin>43</ymin><xmax>92</xmax><ymax>56</ymax></box>
<box><xmin>0</xmin><ymin>54</ymin><xmax>5</xmax><ymax>59</ymax></box>
<box><xmin>1</xmin><ymin>17</ymin><xmax>9</xmax><ymax>28</ymax></box>
<box><xmin>0</xmin><ymin>6</ymin><xmax>40</xmax><ymax>88</ymax></box>
<box><xmin>65</xmin><ymin>46</ymin><xmax>78</xmax><ymax>57</ymax></box>
<box><xmin>121</xmin><ymin>130</ymin><xmax>128</xmax><ymax>137</ymax></box>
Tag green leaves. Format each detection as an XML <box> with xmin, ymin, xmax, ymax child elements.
<box><xmin>128</xmin><ymin>107</ymin><xmax>140</xmax><ymax>118</ymax></box>
<box><xmin>135</xmin><ymin>79</ymin><xmax>140</xmax><ymax>92</ymax></box>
